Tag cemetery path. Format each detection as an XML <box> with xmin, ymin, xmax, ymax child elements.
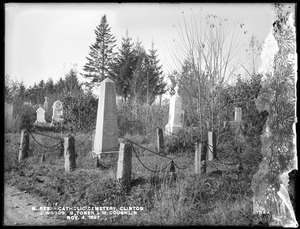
<box><xmin>3</xmin><ymin>183</ymin><xmax>67</xmax><ymax>226</ymax></box>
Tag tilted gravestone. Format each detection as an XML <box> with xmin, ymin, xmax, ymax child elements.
<box><xmin>165</xmin><ymin>86</ymin><xmax>184</xmax><ymax>135</ymax></box>
<box><xmin>51</xmin><ymin>100</ymin><xmax>63</xmax><ymax>125</ymax></box>
<box><xmin>93</xmin><ymin>78</ymin><xmax>119</xmax><ymax>159</ymax></box>
<box><xmin>35</xmin><ymin>107</ymin><xmax>47</xmax><ymax>124</ymax></box>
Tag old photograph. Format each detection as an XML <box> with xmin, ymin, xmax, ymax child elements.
<box><xmin>3</xmin><ymin>3</ymin><xmax>297</xmax><ymax>227</ymax></box>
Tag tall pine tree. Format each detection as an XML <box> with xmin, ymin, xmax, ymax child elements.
<box><xmin>147</xmin><ymin>41</ymin><xmax>167</xmax><ymax>104</ymax></box>
<box><xmin>131</xmin><ymin>41</ymin><xmax>149</xmax><ymax>104</ymax></box>
<box><xmin>130</xmin><ymin>40</ymin><xmax>166</xmax><ymax>105</ymax></box>
<box><xmin>15</xmin><ymin>81</ymin><xmax>26</xmax><ymax>99</ymax></box>
<box><xmin>54</xmin><ymin>78</ymin><xmax>65</xmax><ymax>94</ymax></box>
<box><xmin>113</xmin><ymin>30</ymin><xmax>136</xmax><ymax>102</ymax></box>
<box><xmin>64</xmin><ymin>69</ymin><xmax>82</xmax><ymax>92</ymax></box>
<box><xmin>83</xmin><ymin>15</ymin><xmax>117</xmax><ymax>88</ymax></box>
<box><xmin>45</xmin><ymin>78</ymin><xmax>55</xmax><ymax>95</ymax></box>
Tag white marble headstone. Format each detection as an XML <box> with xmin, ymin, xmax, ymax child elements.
<box><xmin>116</xmin><ymin>95</ymin><xmax>123</xmax><ymax>107</ymax></box>
<box><xmin>35</xmin><ymin>107</ymin><xmax>46</xmax><ymax>124</ymax></box>
<box><xmin>93</xmin><ymin>78</ymin><xmax>119</xmax><ymax>157</ymax></box>
<box><xmin>234</xmin><ymin>107</ymin><xmax>242</xmax><ymax>122</ymax></box>
<box><xmin>165</xmin><ymin>86</ymin><xmax>184</xmax><ymax>135</ymax></box>
<box><xmin>51</xmin><ymin>100</ymin><xmax>63</xmax><ymax>124</ymax></box>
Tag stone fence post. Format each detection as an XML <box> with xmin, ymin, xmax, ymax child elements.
<box><xmin>18</xmin><ymin>129</ymin><xmax>30</xmax><ymax>162</ymax></box>
<box><xmin>195</xmin><ymin>142</ymin><xmax>207</xmax><ymax>174</ymax></box>
<box><xmin>116</xmin><ymin>142</ymin><xmax>132</xmax><ymax>192</ymax></box>
<box><xmin>195</xmin><ymin>142</ymin><xmax>201</xmax><ymax>173</ymax></box>
<box><xmin>208</xmin><ymin>131</ymin><xmax>216</xmax><ymax>161</ymax></box>
<box><xmin>156</xmin><ymin>128</ymin><xmax>165</xmax><ymax>153</ymax></box>
<box><xmin>64</xmin><ymin>135</ymin><xmax>76</xmax><ymax>172</ymax></box>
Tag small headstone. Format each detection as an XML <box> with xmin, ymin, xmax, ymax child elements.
<box><xmin>234</xmin><ymin>107</ymin><xmax>242</xmax><ymax>122</ymax></box>
<box><xmin>116</xmin><ymin>96</ymin><xmax>123</xmax><ymax>107</ymax></box>
<box><xmin>35</xmin><ymin>107</ymin><xmax>47</xmax><ymax>124</ymax></box>
<box><xmin>51</xmin><ymin>100</ymin><xmax>63</xmax><ymax>124</ymax></box>
<box><xmin>165</xmin><ymin>86</ymin><xmax>184</xmax><ymax>135</ymax></box>
<box><xmin>5</xmin><ymin>102</ymin><xmax>14</xmax><ymax>132</ymax></box>
<box><xmin>93</xmin><ymin>78</ymin><xmax>119</xmax><ymax>158</ymax></box>
<box><xmin>44</xmin><ymin>97</ymin><xmax>49</xmax><ymax>113</ymax></box>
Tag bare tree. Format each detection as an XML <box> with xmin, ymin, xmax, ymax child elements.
<box><xmin>169</xmin><ymin>10</ymin><xmax>247</xmax><ymax>137</ymax></box>
<box><xmin>242</xmin><ymin>35</ymin><xmax>262</xmax><ymax>77</ymax></box>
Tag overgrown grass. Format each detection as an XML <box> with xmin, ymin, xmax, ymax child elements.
<box><xmin>5</xmin><ymin>131</ymin><xmax>254</xmax><ymax>226</ymax></box>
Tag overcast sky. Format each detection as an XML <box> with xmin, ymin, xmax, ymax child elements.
<box><xmin>5</xmin><ymin>3</ymin><xmax>276</xmax><ymax>87</ymax></box>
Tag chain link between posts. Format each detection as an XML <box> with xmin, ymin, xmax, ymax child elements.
<box><xmin>126</xmin><ymin>132</ymin><xmax>194</xmax><ymax>172</ymax></box>
<box><xmin>26</xmin><ymin>123</ymin><xmax>240</xmax><ymax>170</ymax></box>
<box><xmin>131</xmin><ymin>142</ymin><xmax>171</xmax><ymax>173</ymax></box>
<box><xmin>28</xmin><ymin>131</ymin><xmax>62</xmax><ymax>149</ymax></box>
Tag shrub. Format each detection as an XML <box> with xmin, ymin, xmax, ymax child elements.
<box><xmin>117</xmin><ymin>102</ymin><xmax>168</xmax><ymax>138</ymax></box>
<box><xmin>31</xmin><ymin>123</ymin><xmax>70</xmax><ymax>133</ymax></box>
<box><xmin>60</xmin><ymin>91</ymin><xmax>98</xmax><ymax>131</ymax></box>
<box><xmin>13</xmin><ymin>104</ymin><xmax>36</xmax><ymax>131</ymax></box>
<box><xmin>117</xmin><ymin>102</ymin><xmax>144</xmax><ymax>137</ymax></box>
<box><xmin>165</xmin><ymin>127</ymin><xmax>202</xmax><ymax>155</ymax></box>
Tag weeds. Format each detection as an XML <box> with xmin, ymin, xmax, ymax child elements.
<box><xmin>5</xmin><ymin>131</ymin><xmax>254</xmax><ymax>226</ymax></box>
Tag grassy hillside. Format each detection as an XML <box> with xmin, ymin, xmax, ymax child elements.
<box><xmin>5</xmin><ymin>131</ymin><xmax>255</xmax><ymax>226</ymax></box>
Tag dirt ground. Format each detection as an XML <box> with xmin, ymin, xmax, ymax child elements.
<box><xmin>3</xmin><ymin>183</ymin><xmax>68</xmax><ymax>226</ymax></box>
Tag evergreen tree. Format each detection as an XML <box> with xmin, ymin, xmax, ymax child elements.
<box><xmin>83</xmin><ymin>15</ymin><xmax>117</xmax><ymax>88</ymax></box>
<box><xmin>146</xmin><ymin>41</ymin><xmax>167</xmax><ymax>104</ymax></box>
<box><xmin>18</xmin><ymin>81</ymin><xmax>27</xmax><ymax>100</ymax></box>
<box><xmin>45</xmin><ymin>78</ymin><xmax>55</xmax><ymax>95</ymax></box>
<box><xmin>36</xmin><ymin>80</ymin><xmax>46</xmax><ymax>104</ymax></box>
<box><xmin>54</xmin><ymin>77</ymin><xmax>65</xmax><ymax>94</ymax></box>
<box><xmin>113</xmin><ymin>30</ymin><xmax>136</xmax><ymax>101</ymax></box>
<box><xmin>7</xmin><ymin>76</ymin><xmax>21</xmax><ymax>103</ymax></box>
<box><xmin>38</xmin><ymin>79</ymin><xmax>45</xmax><ymax>89</ymax></box>
<box><xmin>27</xmin><ymin>83</ymin><xmax>39</xmax><ymax>104</ymax></box>
<box><xmin>131</xmin><ymin>41</ymin><xmax>167</xmax><ymax>105</ymax></box>
<box><xmin>5</xmin><ymin>74</ymin><xmax>13</xmax><ymax>102</ymax></box>
<box><xmin>64</xmin><ymin>69</ymin><xmax>82</xmax><ymax>92</ymax></box>
<box><xmin>131</xmin><ymin>42</ymin><xmax>149</xmax><ymax>103</ymax></box>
